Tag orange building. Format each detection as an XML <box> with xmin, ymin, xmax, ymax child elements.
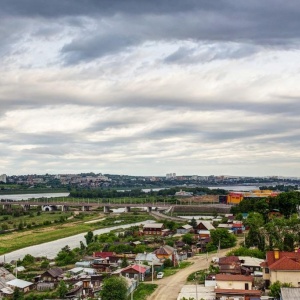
<box><xmin>227</xmin><ymin>192</ymin><xmax>244</xmax><ymax>204</ymax></box>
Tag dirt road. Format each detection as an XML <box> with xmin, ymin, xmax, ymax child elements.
<box><xmin>146</xmin><ymin>247</ymin><xmax>232</xmax><ymax>300</ymax></box>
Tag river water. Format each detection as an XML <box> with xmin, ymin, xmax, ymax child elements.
<box><xmin>0</xmin><ymin>193</ymin><xmax>70</xmax><ymax>201</ymax></box>
<box><xmin>0</xmin><ymin>220</ymin><xmax>155</xmax><ymax>263</ymax></box>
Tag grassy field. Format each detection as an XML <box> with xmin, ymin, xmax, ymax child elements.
<box><xmin>0</xmin><ymin>211</ymin><xmax>74</xmax><ymax>230</ymax></box>
<box><xmin>130</xmin><ymin>283</ymin><xmax>158</xmax><ymax>300</ymax></box>
<box><xmin>0</xmin><ymin>212</ymin><xmax>153</xmax><ymax>255</ymax></box>
<box><xmin>163</xmin><ymin>261</ymin><xmax>193</xmax><ymax>277</ymax></box>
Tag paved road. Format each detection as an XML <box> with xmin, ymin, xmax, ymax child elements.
<box><xmin>146</xmin><ymin>247</ymin><xmax>234</xmax><ymax>300</ymax></box>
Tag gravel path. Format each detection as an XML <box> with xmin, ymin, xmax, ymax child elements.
<box><xmin>146</xmin><ymin>247</ymin><xmax>233</xmax><ymax>300</ymax></box>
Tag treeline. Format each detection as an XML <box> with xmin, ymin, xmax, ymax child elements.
<box><xmin>69</xmin><ymin>186</ymin><xmax>228</xmax><ymax>198</ymax></box>
<box><xmin>231</xmin><ymin>191</ymin><xmax>300</xmax><ymax>218</ymax></box>
<box><xmin>259</xmin><ymin>185</ymin><xmax>298</xmax><ymax>192</ymax></box>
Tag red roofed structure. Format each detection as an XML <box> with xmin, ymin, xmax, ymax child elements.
<box><xmin>93</xmin><ymin>252</ymin><xmax>115</xmax><ymax>259</ymax></box>
<box><xmin>261</xmin><ymin>250</ymin><xmax>300</xmax><ymax>288</ymax></box>
<box><xmin>120</xmin><ymin>264</ymin><xmax>148</xmax><ymax>282</ymax></box>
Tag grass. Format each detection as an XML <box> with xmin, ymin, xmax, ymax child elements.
<box><xmin>130</xmin><ymin>283</ymin><xmax>158</xmax><ymax>300</ymax></box>
<box><xmin>0</xmin><ymin>212</ymin><xmax>153</xmax><ymax>255</ymax></box>
<box><xmin>163</xmin><ymin>261</ymin><xmax>193</xmax><ymax>277</ymax></box>
<box><xmin>0</xmin><ymin>211</ymin><xmax>75</xmax><ymax>230</ymax></box>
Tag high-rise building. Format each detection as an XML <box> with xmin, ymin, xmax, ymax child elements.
<box><xmin>0</xmin><ymin>174</ymin><xmax>7</xmax><ymax>183</ymax></box>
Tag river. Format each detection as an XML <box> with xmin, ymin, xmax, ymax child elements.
<box><xmin>0</xmin><ymin>193</ymin><xmax>70</xmax><ymax>201</ymax></box>
<box><xmin>0</xmin><ymin>220</ymin><xmax>155</xmax><ymax>263</ymax></box>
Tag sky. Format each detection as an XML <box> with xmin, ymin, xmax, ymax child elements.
<box><xmin>1</xmin><ymin>0</ymin><xmax>300</xmax><ymax>177</ymax></box>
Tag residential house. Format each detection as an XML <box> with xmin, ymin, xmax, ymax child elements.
<box><xmin>65</xmin><ymin>282</ymin><xmax>83</xmax><ymax>299</ymax></box>
<box><xmin>154</xmin><ymin>245</ymin><xmax>180</xmax><ymax>266</ymax></box>
<box><xmin>93</xmin><ymin>251</ymin><xmax>115</xmax><ymax>261</ymax></box>
<box><xmin>40</xmin><ymin>267</ymin><xmax>64</xmax><ymax>282</ymax></box>
<box><xmin>0</xmin><ymin>267</ymin><xmax>16</xmax><ymax>297</ymax></box>
<box><xmin>176</xmin><ymin>224</ymin><xmax>193</xmax><ymax>234</ymax></box>
<box><xmin>215</xmin><ymin>274</ymin><xmax>261</xmax><ymax>300</ymax></box>
<box><xmin>261</xmin><ymin>250</ymin><xmax>300</xmax><ymax>288</ymax></box>
<box><xmin>120</xmin><ymin>265</ymin><xmax>148</xmax><ymax>281</ymax></box>
<box><xmin>215</xmin><ymin>274</ymin><xmax>254</xmax><ymax>290</ymax></box>
<box><xmin>92</xmin><ymin>258</ymin><xmax>116</xmax><ymax>272</ymax></box>
<box><xmin>232</xmin><ymin>221</ymin><xmax>245</xmax><ymax>234</ymax></box>
<box><xmin>218</xmin><ymin>256</ymin><xmax>241</xmax><ymax>275</ymax></box>
<box><xmin>239</xmin><ymin>256</ymin><xmax>264</xmax><ymax>277</ymax></box>
<box><xmin>68</xmin><ymin>267</ymin><xmax>96</xmax><ymax>276</ymax></box>
<box><xmin>143</xmin><ymin>223</ymin><xmax>165</xmax><ymax>235</ymax></box>
<box><xmin>6</xmin><ymin>279</ymin><xmax>34</xmax><ymax>293</ymax></box>
<box><xmin>75</xmin><ymin>261</ymin><xmax>91</xmax><ymax>268</ymax></box>
<box><xmin>195</xmin><ymin>221</ymin><xmax>215</xmax><ymax>238</ymax></box>
<box><xmin>197</xmin><ymin>237</ymin><xmax>211</xmax><ymax>253</ymax></box>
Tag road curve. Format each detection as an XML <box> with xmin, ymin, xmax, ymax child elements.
<box><xmin>146</xmin><ymin>247</ymin><xmax>233</xmax><ymax>300</ymax></box>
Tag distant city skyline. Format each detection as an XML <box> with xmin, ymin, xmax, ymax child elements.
<box><xmin>1</xmin><ymin>1</ymin><xmax>300</xmax><ymax>176</ymax></box>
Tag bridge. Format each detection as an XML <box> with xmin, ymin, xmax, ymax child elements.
<box><xmin>1</xmin><ymin>200</ymin><xmax>230</xmax><ymax>213</ymax></box>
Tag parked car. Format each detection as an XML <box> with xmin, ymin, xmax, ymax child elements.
<box><xmin>156</xmin><ymin>272</ymin><xmax>164</xmax><ymax>279</ymax></box>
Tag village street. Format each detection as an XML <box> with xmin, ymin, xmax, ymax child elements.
<box><xmin>146</xmin><ymin>247</ymin><xmax>234</xmax><ymax>300</ymax></box>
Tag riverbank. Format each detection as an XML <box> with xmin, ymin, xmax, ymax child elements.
<box><xmin>0</xmin><ymin>219</ymin><xmax>155</xmax><ymax>262</ymax></box>
<box><xmin>0</xmin><ymin>213</ymin><xmax>154</xmax><ymax>257</ymax></box>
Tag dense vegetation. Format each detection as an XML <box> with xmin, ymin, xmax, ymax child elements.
<box><xmin>232</xmin><ymin>191</ymin><xmax>300</xmax><ymax>252</ymax></box>
<box><xmin>69</xmin><ymin>186</ymin><xmax>228</xmax><ymax>199</ymax></box>
<box><xmin>231</xmin><ymin>191</ymin><xmax>300</xmax><ymax>218</ymax></box>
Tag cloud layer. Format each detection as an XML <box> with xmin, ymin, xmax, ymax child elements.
<box><xmin>1</xmin><ymin>1</ymin><xmax>300</xmax><ymax>176</ymax></box>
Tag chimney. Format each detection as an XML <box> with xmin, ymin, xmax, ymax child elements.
<box><xmin>274</xmin><ymin>248</ymin><xmax>279</xmax><ymax>260</ymax></box>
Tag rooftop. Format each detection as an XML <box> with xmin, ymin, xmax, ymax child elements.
<box><xmin>281</xmin><ymin>287</ymin><xmax>300</xmax><ymax>300</ymax></box>
<box><xmin>216</xmin><ymin>274</ymin><xmax>253</xmax><ymax>282</ymax></box>
<box><xmin>7</xmin><ymin>279</ymin><xmax>33</xmax><ymax>289</ymax></box>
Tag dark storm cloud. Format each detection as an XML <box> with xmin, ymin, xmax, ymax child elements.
<box><xmin>0</xmin><ymin>0</ymin><xmax>221</xmax><ymax>18</ymax></box>
<box><xmin>61</xmin><ymin>33</ymin><xmax>138</xmax><ymax>65</ymax></box>
<box><xmin>1</xmin><ymin>1</ymin><xmax>296</xmax><ymax>63</ymax></box>
<box><xmin>58</xmin><ymin>0</ymin><xmax>300</xmax><ymax>63</ymax></box>
<box><xmin>163</xmin><ymin>44</ymin><xmax>259</xmax><ymax>64</ymax></box>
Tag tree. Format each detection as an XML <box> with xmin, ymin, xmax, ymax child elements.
<box><xmin>182</xmin><ymin>233</ymin><xmax>194</xmax><ymax>245</ymax></box>
<box><xmin>121</xmin><ymin>256</ymin><xmax>129</xmax><ymax>268</ymax></box>
<box><xmin>55</xmin><ymin>245</ymin><xmax>77</xmax><ymax>266</ymax></box>
<box><xmin>189</xmin><ymin>218</ymin><xmax>197</xmax><ymax>229</ymax></box>
<box><xmin>84</xmin><ymin>230</ymin><xmax>94</xmax><ymax>245</ymax></box>
<box><xmin>269</xmin><ymin>281</ymin><xmax>293</xmax><ymax>299</ymax></box>
<box><xmin>244</xmin><ymin>212</ymin><xmax>265</xmax><ymax>251</ymax></box>
<box><xmin>80</xmin><ymin>241</ymin><xmax>86</xmax><ymax>251</ymax></box>
<box><xmin>163</xmin><ymin>258</ymin><xmax>173</xmax><ymax>268</ymax></box>
<box><xmin>210</xmin><ymin>228</ymin><xmax>237</xmax><ymax>249</ymax></box>
<box><xmin>235</xmin><ymin>213</ymin><xmax>244</xmax><ymax>221</ymax></box>
<box><xmin>12</xmin><ymin>287</ymin><xmax>24</xmax><ymax>300</ymax></box>
<box><xmin>40</xmin><ymin>260</ymin><xmax>49</xmax><ymax>269</ymax></box>
<box><xmin>57</xmin><ymin>280</ymin><xmax>68</xmax><ymax>298</ymax></box>
<box><xmin>100</xmin><ymin>276</ymin><xmax>128</xmax><ymax>300</ymax></box>
<box><xmin>22</xmin><ymin>254</ymin><xmax>35</xmax><ymax>266</ymax></box>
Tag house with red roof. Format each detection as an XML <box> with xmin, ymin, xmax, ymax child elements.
<box><xmin>218</xmin><ymin>256</ymin><xmax>241</xmax><ymax>275</ymax></box>
<box><xmin>120</xmin><ymin>264</ymin><xmax>148</xmax><ymax>282</ymax></box>
<box><xmin>261</xmin><ymin>250</ymin><xmax>300</xmax><ymax>288</ymax></box>
<box><xmin>93</xmin><ymin>252</ymin><xmax>115</xmax><ymax>260</ymax></box>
